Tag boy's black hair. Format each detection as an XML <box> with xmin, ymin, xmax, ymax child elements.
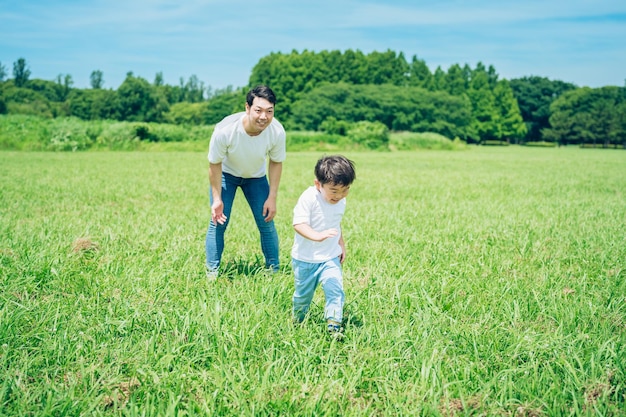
<box><xmin>314</xmin><ymin>155</ymin><xmax>356</xmax><ymax>186</ymax></box>
<box><xmin>247</xmin><ymin>85</ymin><xmax>277</xmax><ymax>106</ymax></box>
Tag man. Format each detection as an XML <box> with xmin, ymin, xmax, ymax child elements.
<box><xmin>205</xmin><ymin>85</ymin><xmax>286</xmax><ymax>279</ymax></box>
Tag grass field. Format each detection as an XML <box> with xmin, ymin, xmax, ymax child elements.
<box><xmin>1</xmin><ymin>147</ymin><xmax>625</xmax><ymax>416</ymax></box>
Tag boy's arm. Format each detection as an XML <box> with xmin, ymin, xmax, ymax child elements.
<box><xmin>338</xmin><ymin>234</ymin><xmax>346</xmax><ymax>264</ymax></box>
<box><xmin>294</xmin><ymin>223</ymin><xmax>338</xmax><ymax>242</ymax></box>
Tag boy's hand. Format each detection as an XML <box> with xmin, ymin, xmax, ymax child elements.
<box><xmin>318</xmin><ymin>228</ymin><xmax>338</xmax><ymax>241</ymax></box>
<box><xmin>294</xmin><ymin>223</ymin><xmax>338</xmax><ymax>242</ymax></box>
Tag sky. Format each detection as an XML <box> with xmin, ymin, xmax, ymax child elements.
<box><xmin>1</xmin><ymin>0</ymin><xmax>625</xmax><ymax>91</ymax></box>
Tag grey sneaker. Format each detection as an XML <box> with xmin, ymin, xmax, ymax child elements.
<box><xmin>206</xmin><ymin>268</ymin><xmax>218</xmax><ymax>282</ymax></box>
<box><xmin>327</xmin><ymin>321</ymin><xmax>344</xmax><ymax>339</ymax></box>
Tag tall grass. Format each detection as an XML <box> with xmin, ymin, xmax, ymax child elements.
<box><xmin>1</xmin><ymin>148</ymin><xmax>625</xmax><ymax>415</ymax></box>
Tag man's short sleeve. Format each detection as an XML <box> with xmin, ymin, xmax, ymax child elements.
<box><xmin>208</xmin><ymin>130</ymin><xmax>227</xmax><ymax>164</ymax></box>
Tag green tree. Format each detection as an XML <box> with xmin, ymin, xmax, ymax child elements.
<box><xmin>0</xmin><ymin>61</ymin><xmax>6</xmax><ymax>81</ymax></box>
<box><xmin>509</xmin><ymin>76</ymin><xmax>577</xmax><ymax>142</ymax></box>
<box><xmin>204</xmin><ymin>88</ymin><xmax>246</xmax><ymax>125</ymax></box>
<box><xmin>55</xmin><ymin>74</ymin><xmax>74</xmax><ymax>101</ymax></box>
<box><xmin>339</xmin><ymin>49</ymin><xmax>368</xmax><ymax>84</ymax></box>
<box><xmin>183</xmin><ymin>74</ymin><xmax>205</xmax><ymax>103</ymax></box>
<box><xmin>544</xmin><ymin>88</ymin><xmax>592</xmax><ymax>146</ymax></box>
<box><xmin>544</xmin><ymin>86</ymin><xmax>626</xmax><ymax>147</ymax></box>
<box><xmin>116</xmin><ymin>73</ymin><xmax>168</xmax><ymax>122</ymax></box>
<box><xmin>1</xmin><ymin>85</ymin><xmax>54</xmax><ymax>117</ymax></box>
<box><xmin>27</xmin><ymin>79</ymin><xmax>64</xmax><ymax>102</ymax></box>
<box><xmin>90</xmin><ymin>70</ymin><xmax>104</xmax><ymax>89</ymax></box>
<box><xmin>467</xmin><ymin>70</ymin><xmax>498</xmax><ymax>143</ymax></box>
<box><xmin>290</xmin><ymin>83</ymin><xmax>472</xmax><ymax>139</ymax></box>
<box><xmin>67</xmin><ymin>88</ymin><xmax>119</xmax><ymax>120</ymax></box>
<box><xmin>407</xmin><ymin>56</ymin><xmax>433</xmax><ymax>89</ymax></box>
<box><xmin>154</xmin><ymin>71</ymin><xmax>164</xmax><ymax>87</ymax></box>
<box><xmin>493</xmin><ymin>80</ymin><xmax>527</xmax><ymax>143</ymax></box>
<box><xmin>365</xmin><ymin>50</ymin><xmax>409</xmax><ymax>85</ymax></box>
<box><xmin>431</xmin><ymin>66</ymin><xmax>447</xmax><ymax>91</ymax></box>
<box><xmin>445</xmin><ymin>64</ymin><xmax>468</xmax><ymax>96</ymax></box>
<box><xmin>588</xmin><ymin>87</ymin><xmax>624</xmax><ymax>147</ymax></box>
<box><xmin>13</xmin><ymin>58</ymin><xmax>31</xmax><ymax>87</ymax></box>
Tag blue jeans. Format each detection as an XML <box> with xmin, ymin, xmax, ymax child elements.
<box><xmin>292</xmin><ymin>257</ymin><xmax>344</xmax><ymax>323</ymax></box>
<box><xmin>205</xmin><ymin>172</ymin><xmax>280</xmax><ymax>273</ymax></box>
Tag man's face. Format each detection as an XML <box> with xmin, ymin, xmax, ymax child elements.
<box><xmin>245</xmin><ymin>97</ymin><xmax>274</xmax><ymax>135</ymax></box>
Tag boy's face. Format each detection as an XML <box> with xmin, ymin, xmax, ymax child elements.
<box><xmin>244</xmin><ymin>97</ymin><xmax>274</xmax><ymax>135</ymax></box>
<box><xmin>315</xmin><ymin>180</ymin><xmax>350</xmax><ymax>204</ymax></box>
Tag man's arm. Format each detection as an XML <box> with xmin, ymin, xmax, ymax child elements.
<box><xmin>209</xmin><ymin>162</ymin><xmax>227</xmax><ymax>225</ymax></box>
<box><xmin>263</xmin><ymin>160</ymin><xmax>283</xmax><ymax>222</ymax></box>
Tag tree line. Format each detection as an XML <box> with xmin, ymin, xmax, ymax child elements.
<box><xmin>1</xmin><ymin>51</ymin><xmax>625</xmax><ymax>147</ymax></box>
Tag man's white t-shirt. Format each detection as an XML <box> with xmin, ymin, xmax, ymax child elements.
<box><xmin>291</xmin><ymin>186</ymin><xmax>346</xmax><ymax>263</ymax></box>
<box><xmin>208</xmin><ymin>112</ymin><xmax>286</xmax><ymax>178</ymax></box>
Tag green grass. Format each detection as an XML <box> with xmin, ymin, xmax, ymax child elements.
<box><xmin>1</xmin><ymin>147</ymin><xmax>625</xmax><ymax>416</ymax></box>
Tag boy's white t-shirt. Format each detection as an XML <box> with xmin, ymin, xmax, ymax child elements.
<box><xmin>208</xmin><ymin>112</ymin><xmax>286</xmax><ymax>178</ymax></box>
<box><xmin>291</xmin><ymin>185</ymin><xmax>346</xmax><ymax>263</ymax></box>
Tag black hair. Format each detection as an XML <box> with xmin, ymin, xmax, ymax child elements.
<box><xmin>314</xmin><ymin>155</ymin><xmax>356</xmax><ymax>186</ymax></box>
<box><xmin>247</xmin><ymin>85</ymin><xmax>277</xmax><ymax>106</ymax></box>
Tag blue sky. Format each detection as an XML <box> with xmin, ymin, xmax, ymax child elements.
<box><xmin>1</xmin><ymin>0</ymin><xmax>625</xmax><ymax>90</ymax></box>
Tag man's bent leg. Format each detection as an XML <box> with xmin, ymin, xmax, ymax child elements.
<box><xmin>242</xmin><ymin>176</ymin><xmax>280</xmax><ymax>271</ymax></box>
<box><xmin>205</xmin><ymin>173</ymin><xmax>238</xmax><ymax>275</ymax></box>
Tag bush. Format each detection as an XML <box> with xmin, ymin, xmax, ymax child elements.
<box><xmin>389</xmin><ymin>131</ymin><xmax>466</xmax><ymax>151</ymax></box>
<box><xmin>94</xmin><ymin>122</ymin><xmax>141</xmax><ymax>150</ymax></box>
<box><xmin>164</xmin><ymin>102</ymin><xmax>206</xmax><ymax>125</ymax></box>
<box><xmin>48</xmin><ymin>118</ymin><xmax>96</xmax><ymax>151</ymax></box>
<box><xmin>524</xmin><ymin>141</ymin><xmax>557</xmax><ymax>148</ymax></box>
<box><xmin>0</xmin><ymin>114</ymin><xmax>49</xmax><ymax>150</ymax></box>
<box><xmin>481</xmin><ymin>140</ymin><xmax>510</xmax><ymax>146</ymax></box>
<box><xmin>319</xmin><ymin>117</ymin><xmax>351</xmax><ymax>136</ymax></box>
<box><xmin>286</xmin><ymin>131</ymin><xmax>349</xmax><ymax>152</ymax></box>
<box><xmin>346</xmin><ymin>120</ymin><xmax>389</xmax><ymax>150</ymax></box>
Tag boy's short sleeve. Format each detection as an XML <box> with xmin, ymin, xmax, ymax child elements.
<box><xmin>293</xmin><ymin>187</ymin><xmax>314</xmax><ymax>225</ymax></box>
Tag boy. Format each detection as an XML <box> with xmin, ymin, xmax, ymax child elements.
<box><xmin>291</xmin><ymin>155</ymin><xmax>356</xmax><ymax>337</ymax></box>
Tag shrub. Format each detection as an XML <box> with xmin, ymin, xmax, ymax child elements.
<box><xmin>48</xmin><ymin>118</ymin><xmax>96</xmax><ymax>151</ymax></box>
<box><xmin>524</xmin><ymin>141</ymin><xmax>557</xmax><ymax>148</ymax></box>
<box><xmin>389</xmin><ymin>131</ymin><xmax>466</xmax><ymax>151</ymax></box>
<box><xmin>319</xmin><ymin>117</ymin><xmax>351</xmax><ymax>136</ymax></box>
<box><xmin>481</xmin><ymin>140</ymin><xmax>510</xmax><ymax>146</ymax></box>
<box><xmin>346</xmin><ymin>120</ymin><xmax>389</xmax><ymax>150</ymax></box>
<box><xmin>95</xmin><ymin>122</ymin><xmax>142</xmax><ymax>150</ymax></box>
<box><xmin>286</xmin><ymin>131</ymin><xmax>350</xmax><ymax>152</ymax></box>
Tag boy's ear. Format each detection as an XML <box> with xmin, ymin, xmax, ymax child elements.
<box><xmin>314</xmin><ymin>179</ymin><xmax>321</xmax><ymax>190</ymax></box>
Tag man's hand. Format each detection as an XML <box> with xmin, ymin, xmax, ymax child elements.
<box><xmin>263</xmin><ymin>198</ymin><xmax>277</xmax><ymax>222</ymax></box>
<box><xmin>211</xmin><ymin>200</ymin><xmax>227</xmax><ymax>225</ymax></box>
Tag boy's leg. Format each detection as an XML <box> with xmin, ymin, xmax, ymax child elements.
<box><xmin>291</xmin><ymin>259</ymin><xmax>319</xmax><ymax>322</ymax></box>
<box><xmin>241</xmin><ymin>177</ymin><xmax>280</xmax><ymax>271</ymax></box>
<box><xmin>205</xmin><ymin>173</ymin><xmax>238</xmax><ymax>275</ymax></box>
<box><xmin>319</xmin><ymin>257</ymin><xmax>345</xmax><ymax>325</ymax></box>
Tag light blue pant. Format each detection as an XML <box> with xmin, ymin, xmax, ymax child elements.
<box><xmin>292</xmin><ymin>257</ymin><xmax>344</xmax><ymax>323</ymax></box>
<box><xmin>205</xmin><ymin>172</ymin><xmax>280</xmax><ymax>273</ymax></box>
